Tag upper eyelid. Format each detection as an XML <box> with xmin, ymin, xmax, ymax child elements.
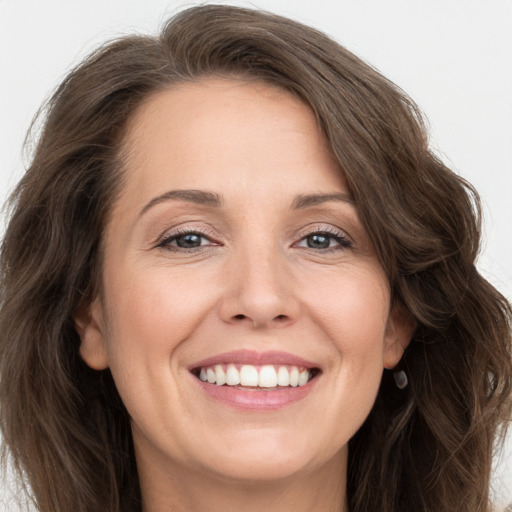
<box><xmin>158</xmin><ymin>223</ymin><xmax>349</xmax><ymax>238</ymax></box>
<box><xmin>293</xmin><ymin>223</ymin><xmax>352</xmax><ymax>243</ymax></box>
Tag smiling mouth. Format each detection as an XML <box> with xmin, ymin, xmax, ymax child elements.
<box><xmin>191</xmin><ymin>363</ymin><xmax>321</xmax><ymax>390</ymax></box>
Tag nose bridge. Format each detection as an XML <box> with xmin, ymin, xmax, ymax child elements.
<box><xmin>220</xmin><ymin>235</ymin><xmax>299</xmax><ymax>328</ymax></box>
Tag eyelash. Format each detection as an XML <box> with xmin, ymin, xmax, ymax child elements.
<box><xmin>156</xmin><ymin>226</ymin><xmax>352</xmax><ymax>253</ymax></box>
<box><xmin>295</xmin><ymin>227</ymin><xmax>352</xmax><ymax>252</ymax></box>
<box><xmin>156</xmin><ymin>228</ymin><xmax>218</xmax><ymax>252</ymax></box>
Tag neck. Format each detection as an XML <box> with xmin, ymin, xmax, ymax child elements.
<box><xmin>137</xmin><ymin>446</ymin><xmax>348</xmax><ymax>512</ymax></box>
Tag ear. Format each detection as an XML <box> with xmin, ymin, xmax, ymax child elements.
<box><xmin>74</xmin><ymin>298</ymin><xmax>109</xmax><ymax>370</ymax></box>
<box><xmin>383</xmin><ymin>305</ymin><xmax>416</xmax><ymax>369</ymax></box>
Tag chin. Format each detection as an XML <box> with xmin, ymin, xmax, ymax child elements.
<box><xmin>191</xmin><ymin>428</ymin><xmax>342</xmax><ymax>483</ymax></box>
<box><xmin>203</xmin><ymin>452</ymin><xmax>316</xmax><ymax>483</ymax></box>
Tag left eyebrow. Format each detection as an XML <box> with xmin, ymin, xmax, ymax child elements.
<box><xmin>290</xmin><ymin>193</ymin><xmax>355</xmax><ymax>210</ymax></box>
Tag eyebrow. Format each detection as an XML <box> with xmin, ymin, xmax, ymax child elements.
<box><xmin>139</xmin><ymin>189</ymin><xmax>222</xmax><ymax>217</ymax></box>
<box><xmin>138</xmin><ymin>189</ymin><xmax>354</xmax><ymax>217</ymax></box>
<box><xmin>290</xmin><ymin>193</ymin><xmax>355</xmax><ymax>210</ymax></box>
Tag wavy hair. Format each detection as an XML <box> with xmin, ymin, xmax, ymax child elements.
<box><xmin>1</xmin><ymin>5</ymin><xmax>511</xmax><ymax>512</ymax></box>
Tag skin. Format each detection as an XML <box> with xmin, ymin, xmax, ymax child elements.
<box><xmin>76</xmin><ymin>79</ymin><xmax>414</xmax><ymax>512</ymax></box>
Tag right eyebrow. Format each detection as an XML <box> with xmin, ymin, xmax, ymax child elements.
<box><xmin>138</xmin><ymin>189</ymin><xmax>223</xmax><ymax>218</ymax></box>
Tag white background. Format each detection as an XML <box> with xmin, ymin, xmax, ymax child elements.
<box><xmin>1</xmin><ymin>0</ymin><xmax>511</xmax><ymax>508</ymax></box>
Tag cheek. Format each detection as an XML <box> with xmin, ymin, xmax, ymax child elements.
<box><xmin>306</xmin><ymin>266</ymin><xmax>390</xmax><ymax>351</ymax></box>
<box><xmin>303</xmin><ymin>267</ymin><xmax>389</xmax><ymax>400</ymax></box>
<box><xmin>103</xmin><ymin>265</ymin><xmax>218</xmax><ymax>363</ymax></box>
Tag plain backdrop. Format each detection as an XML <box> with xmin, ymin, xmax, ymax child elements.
<box><xmin>1</xmin><ymin>0</ymin><xmax>511</xmax><ymax>508</ymax></box>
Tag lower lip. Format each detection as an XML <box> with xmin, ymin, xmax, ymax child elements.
<box><xmin>193</xmin><ymin>376</ymin><xmax>318</xmax><ymax>411</ymax></box>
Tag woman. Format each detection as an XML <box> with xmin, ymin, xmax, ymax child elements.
<box><xmin>0</xmin><ymin>5</ymin><xmax>510</xmax><ymax>512</ymax></box>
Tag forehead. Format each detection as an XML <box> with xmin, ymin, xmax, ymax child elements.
<box><xmin>116</xmin><ymin>78</ymin><xmax>347</xmax><ymax>208</ymax></box>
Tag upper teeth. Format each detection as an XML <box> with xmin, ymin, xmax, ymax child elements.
<box><xmin>198</xmin><ymin>364</ymin><xmax>311</xmax><ymax>388</ymax></box>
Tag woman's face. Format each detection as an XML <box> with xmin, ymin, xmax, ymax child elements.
<box><xmin>77</xmin><ymin>79</ymin><xmax>412</xmax><ymax>485</ymax></box>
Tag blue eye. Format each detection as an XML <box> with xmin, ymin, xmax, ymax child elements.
<box><xmin>157</xmin><ymin>231</ymin><xmax>213</xmax><ymax>250</ymax></box>
<box><xmin>297</xmin><ymin>231</ymin><xmax>351</xmax><ymax>251</ymax></box>
<box><xmin>156</xmin><ymin>228</ymin><xmax>351</xmax><ymax>253</ymax></box>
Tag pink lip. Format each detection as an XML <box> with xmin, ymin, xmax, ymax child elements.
<box><xmin>188</xmin><ymin>349</ymin><xmax>320</xmax><ymax>411</ymax></box>
<box><xmin>193</xmin><ymin>376</ymin><xmax>319</xmax><ymax>411</ymax></box>
<box><xmin>188</xmin><ymin>349</ymin><xmax>319</xmax><ymax>370</ymax></box>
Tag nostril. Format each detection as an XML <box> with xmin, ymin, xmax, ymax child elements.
<box><xmin>234</xmin><ymin>314</ymin><xmax>246</xmax><ymax>320</ymax></box>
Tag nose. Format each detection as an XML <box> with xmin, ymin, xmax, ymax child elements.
<box><xmin>218</xmin><ymin>245</ymin><xmax>300</xmax><ymax>330</ymax></box>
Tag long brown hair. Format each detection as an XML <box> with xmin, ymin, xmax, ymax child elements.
<box><xmin>1</xmin><ymin>5</ymin><xmax>511</xmax><ymax>511</ymax></box>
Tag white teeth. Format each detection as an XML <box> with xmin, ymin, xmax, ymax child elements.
<box><xmin>289</xmin><ymin>367</ymin><xmax>299</xmax><ymax>387</ymax></box>
<box><xmin>240</xmin><ymin>365</ymin><xmax>259</xmax><ymax>386</ymax></box>
<box><xmin>277</xmin><ymin>366</ymin><xmax>290</xmax><ymax>386</ymax></box>
<box><xmin>197</xmin><ymin>363</ymin><xmax>314</xmax><ymax>388</ymax></box>
<box><xmin>206</xmin><ymin>368</ymin><xmax>216</xmax><ymax>384</ymax></box>
<box><xmin>298</xmin><ymin>369</ymin><xmax>309</xmax><ymax>386</ymax></box>
<box><xmin>214</xmin><ymin>364</ymin><xmax>226</xmax><ymax>386</ymax></box>
<box><xmin>226</xmin><ymin>363</ymin><xmax>240</xmax><ymax>385</ymax></box>
<box><xmin>258</xmin><ymin>365</ymin><xmax>278</xmax><ymax>388</ymax></box>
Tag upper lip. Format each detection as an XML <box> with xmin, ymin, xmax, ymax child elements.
<box><xmin>188</xmin><ymin>349</ymin><xmax>319</xmax><ymax>370</ymax></box>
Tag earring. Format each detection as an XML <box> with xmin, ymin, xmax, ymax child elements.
<box><xmin>393</xmin><ymin>370</ymin><xmax>408</xmax><ymax>390</ymax></box>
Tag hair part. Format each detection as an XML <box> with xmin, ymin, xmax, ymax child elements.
<box><xmin>1</xmin><ymin>5</ymin><xmax>511</xmax><ymax>512</ymax></box>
